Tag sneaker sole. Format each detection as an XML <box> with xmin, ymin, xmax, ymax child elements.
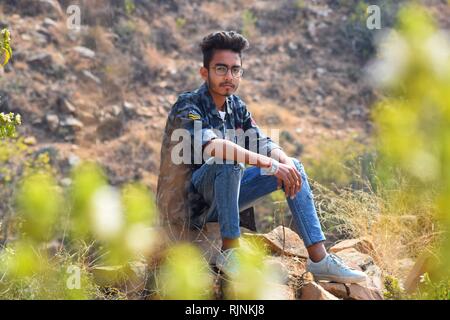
<box><xmin>312</xmin><ymin>273</ymin><xmax>367</xmax><ymax>284</ymax></box>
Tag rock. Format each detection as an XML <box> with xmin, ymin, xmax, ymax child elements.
<box><xmin>261</xmin><ymin>284</ymin><xmax>296</xmax><ymax>300</ymax></box>
<box><xmin>123</xmin><ymin>101</ymin><xmax>136</xmax><ymax>114</ymax></box>
<box><xmin>397</xmin><ymin>258</ymin><xmax>415</xmax><ymax>282</ymax></box>
<box><xmin>45</xmin><ymin>114</ymin><xmax>59</xmax><ymax>132</ymax></box>
<box><xmin>68</xmin><ymin>154</ymin><xmax>81</xmax><ymax>167</ymax></box>
<box><xmin>96</xmin><ymin>117</ymin><xmax>124</xmax><ymax>141</ymax></box>
<box><xmin>334</xmin><ymin>248</ymin><xmax>374</xmax><ymax>271</ymax></box>
<box><xmin>299</xmin><ymin>282</ymin><xmax>339</xmax><ymax>300</ymax></box>
<box><xmin>404</xmin><ymin>252</ymin><xmax>439</xmax><ymax>294</ymax></box>
<box><xmin>264</xmin><ymin>257</ymin><xmax>290</xmax><ymax>284</ymax></box>
<box><xmin>38</xmin><ymin>0</ymin><xmax>64</xmax><ymax>19</ymax></box>
<box><xmin>319</xmin><ymin>282</ymin><xmax>348</xmax><ymax>299</ymax></box>
<box><xmin>319</xmin><ymin>281</ymin><xmax>383</xmax><ymax>300</ymax></box>
<box><xmin>364</xmin><ymin>264</ymin><xmax>384</xmax><ymax>292</ymax></box>
<box><xmin>61</xmin><ymin>116</ymin><xmax>84</xmax><ymax>131</ymax></box>
<box><xmin>43</xmin><ymin>17</ymin><xmax>57</xmax><ymax>28</ymax></box>
<box><xmin>111</xmin><ymin>105</ymin><xmax>122</xmax><ymax>117</ymax></box>
<box><xmin>59</xmin><ymin>98</ymin><xmax>76</xmax><ymax>114</ymax></box>
<box><xmin>23</xmin><ymin>136</ymin><xmax>37</xmax><ymax>145</ymax></box>
<box><xmin>347</xmin><ymin>283</ymin><xmax>383</xmax><ymax>300</ymax></box>
<box><xmin>329</xmin><ymin>238</ymin><xmax>376</xmax><ymax>256</ymax></box>
<box><xmin>72</xmin><ymin>46</ymin><xmax>96</xmax><ymax>60</ymax></box>
<box><xmin>245</xmin><ymin>226</ymin><xmax>308</xmax><ymax>259</ymax></box>
<box><xmin>288</xmin><ymin>41</ymin><xmax>298</xmax><ymax>51</ymax></box>
<box><xmin>27</xmin><ymin>52</ymin><xmax>53</xmax><ymax>70</ymax></box>
<box><xmin>81</xmin><ymin>70</ymin><xmax>101</xmax><ymax>84</ymax></box>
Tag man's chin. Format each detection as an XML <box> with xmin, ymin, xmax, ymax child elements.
<box><xmin>222</xmin><ymin>87</ymin><xmax>236</xmax><ymax>96</ymax></box>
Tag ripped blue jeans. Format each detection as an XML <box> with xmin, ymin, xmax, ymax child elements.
<box><xmin>191</xmin><ymin>158</ymin><xmax>326</xmax><ymax>247</ymax></box>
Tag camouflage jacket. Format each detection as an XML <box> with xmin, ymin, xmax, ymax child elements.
<box><xmin>156</xmin><ymin>82</ymin><xmax>281</xmax><ymax>239</ymax></box>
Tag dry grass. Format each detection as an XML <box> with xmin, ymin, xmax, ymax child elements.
<box><xmin>310</xmin><ymin>178</ymin><xmax>440</xmax><ymax>280</ymax></box>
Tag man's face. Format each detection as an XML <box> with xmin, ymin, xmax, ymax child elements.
<box><xmin>200</xmin><ymin>49</ymin><xmax>242</xmax><ymax>97</ymax></box>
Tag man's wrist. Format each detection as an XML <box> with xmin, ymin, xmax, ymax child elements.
<box><xmin>261</xmin><ymin>159</ymin><xmax>280</xmax><ymax>175</ymax></box>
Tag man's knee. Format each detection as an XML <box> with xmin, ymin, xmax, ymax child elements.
<box><xmin>290</xmin><ymin>157</ymin><xmax>303</xmax><ymax>171</ymax></box>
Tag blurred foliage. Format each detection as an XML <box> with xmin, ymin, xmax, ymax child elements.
<box><xmin>0</xmin><ymin>28</ymin><xmax>12</xmax><ymax>67</ymax></box>
<box><xmin>303</xmin><ymin>138</ymin><xmax>377</xmax><ymax>191</ymax></box>
<box><xmin>223</xmin><ymin>238</ymin><xmax>281</xmax><ymax>300</ymax></box>
<box><xmin>0</xmin><ymin>112</ymin><xmax>21</xmax><ymax>139</ymax></box>
<box><xmin>124</xmin><ymin>0</ymin><xmax>135</xmax><ymax>16</ymax></box>
<box><xmin>342</xmin><ymin>0</ymin><xmax>402</xmax><ymax>61</ymax></box>
<box><xmin>371</xmin><ymin>4</ymin><xmax>450</xmax><ymax>297</ymax></box>
<box><xmin>157</xmin><ymin>244</ymin><xmax>213</xmax><ymax>300</ymax></box>
<box><xmin>242</xmin><ymin>9</ymin><xmax>257</xmax><ymax>39</ymax></box>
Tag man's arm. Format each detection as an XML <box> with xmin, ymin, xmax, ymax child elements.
<box><xmin>204</xmin><ymin>139</ymin><xmax>302</xmax><ymax>198</ymax></box>
<box><xmin>204</xmin><ymin>138</ymin><xmax>272</xmax><ymax>168</ymax></box>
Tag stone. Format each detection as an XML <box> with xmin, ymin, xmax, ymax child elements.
<box><xmin>404</xmin><ymin>253</ymin><xmax>438</xmax><ymax>294</ymax></box>
<box><xmin>334</xmin><ymin>248</ymin><xmax>374</xmax><ymax>271</ymax></box>
<box><xmin>82</xmin><ymin>70</ymin><xmax>101</xmax><ymax>84</ymax></box>
<box><xmin>123</xmin><ymin>101</ymin><xmax>135</xmax><ymax>113</ymax></box>
<box><xmin>27</xmin><ymin>52</ymin><xmax>53</xmax><ymax>70</ymax></box>
<box><xmin>261</xmin><ymin>284</ymin><xmax>296</xmax><ymax>300</ymax></box>
<box><xmin>364</xmin><ymin>264</ymin><xmax>384</xmax><ymax>292</ymax></box>
<box><xmin>45</xmin><ymin>114</ymin><xmax>59</xmax><ymax>132</ymax></box>
<box><xmin>61</xmin><ymin>116</ymin><xmax>84</xmax><ymax>131</ymax></box>
<box><xmin>23</xmin><ymin>136</ymin><xmax>36</xmax><ymax>145</ymax></box>
<box><xmin>299</xmin><ymin>282</ymin><xmax>339</xmax><ymax>300</ymax></box>
<box><xmin>72</xmin><ymin>46</ymin><xmax>96</xmax><ymax>59</ymax></box>
<box><xmin>329</xmin><ymin>238</ymin><xmax>376</xmax><ymax>256</ymax></box>
<box><xmin>347</xmin><ymin>283</ymin><xmax>383</xmax><ymax>300</ymax></box>
<box><xmin>68</xmin><ymin>154</ymin><xmax>81</xmax><ymax>167</ymax></box>
<box><xmin>246</xmin><ymin>226</ymin><xmax>308</xmax><ymax>259</ymax></box>
<box><xmin>319</xmin><ymin>282</ymin><xmax>348</xmax><ymax>299</ymax></box>
<box><xmin>263</xmin><ymin>257</ymin><xmax>290</xmax><ymax>284</ymax></box>
<box><xmin>43</xmin><ymin>17</ymin><xmax>57</xmax><ymax>28</ymax></box>
<box><xmin>60</xmin><ymin>98</ymin><xmax>76</xmax><ymax>114</ymax></box>
<box><xmin>38</xmin><ymin>0</ymin><xmax>64</xmax><ymax>19</ymax></box>
<box><xmin>96</xmin><ymin>117</ymin><xmax>123</xmax><ymax>141</ymax></box>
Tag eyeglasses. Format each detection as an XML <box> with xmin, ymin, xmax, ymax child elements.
<box><xmin>210</xmin><ymin>65</ymin><xmax>244</xmax><ymax>78</ymax></box>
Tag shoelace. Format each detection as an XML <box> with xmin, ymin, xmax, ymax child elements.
<box><xmin>328</xmin><ymin>254</ymin><xmax>357</xmax><ymax>271</ymax></box>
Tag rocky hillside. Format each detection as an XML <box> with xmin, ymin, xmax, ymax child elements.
<box><xmin>0</xmin><ymin>0</ymin><xmax>389</xmax><ymax>189</ymax></box>
<box><xmin>1</xmin><ymin>0</ymin><xmax>449</xmax><ymax>189</ymax></box>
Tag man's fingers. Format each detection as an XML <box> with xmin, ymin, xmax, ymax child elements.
<box><xmin>277</xmin><ymin>178</ymin><xmax>283</xmax><ymax>189</ymax></box>
<box><xmin>291</xmin><ymin>167</ymin><xmax>302</xmax><ymax>194</ymax></box>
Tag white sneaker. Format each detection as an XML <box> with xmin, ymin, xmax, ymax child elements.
<box><xmin>216</xmin><ymin>248</ymin><xmax>240</xmax><ymax>278</ymax></box>
<box><xmin>306</xmin><ymin>253</ymin><xmax>368</xmax><ymax>284</ymax></box>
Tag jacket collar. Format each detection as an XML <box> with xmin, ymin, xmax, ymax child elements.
<box><xmin>198</xmin><ymin>82</ymin><xmax>233</xmax><ymax>116</ymax></box>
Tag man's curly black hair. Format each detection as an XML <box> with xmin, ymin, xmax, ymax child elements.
<box><xmin>199</xmin><ymin>31</ymin><xmax>250</xmax><ymax>68</ymax></box>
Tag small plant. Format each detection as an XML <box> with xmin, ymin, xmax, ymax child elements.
<box><xmin>383</xmin><ymin>275</ymin><xmax>404</xmax><ymax>300</ymax></box>
<box><xmin>242</xmin><ymin>9</ymin><xmax>257</xmax><ymax>39</ymax></box>
<box><xmin>0</xmin><ymin>112</ymin><xmax>21</xmax><ymax>139</ymax></box>
<box><xmin>1</xmin><ymin>28</ymin><xmax>12</xmax><ymax>67</ymax></box>
<box><xmin>124</xmin><ymin>0</ymin><xmax>135</xmax><ymax>16</ymax></box>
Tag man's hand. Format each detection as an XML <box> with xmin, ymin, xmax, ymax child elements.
<box><xmin>270</xmin><ymin>149</ymin><xmax>302</xmax><ymax>198</ymax></box>
<box><xmin>274</xmin><ymin>161</ymin><xmax>302</xmax><ymax>198</ymax></box>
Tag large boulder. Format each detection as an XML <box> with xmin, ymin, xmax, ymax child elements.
<box><xmin>245</xmin><ymin>226</ymin><xmax>308</xmax><ymax>258</ymax></box>
<box><xmin>299</xmin><ymin>281</ymin><xmax>339</xmax><ymax>300</ymax></box>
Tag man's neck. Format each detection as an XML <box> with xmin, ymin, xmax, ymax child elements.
<box><xmin>208</xmin><ymin>88</ymin><xmax>226</xmax><ymax>111</ymax></box>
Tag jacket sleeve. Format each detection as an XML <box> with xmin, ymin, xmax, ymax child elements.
<box><xmin>241</xmin><ymin>103</ymin><xmax>282</xmax><ymax>156</ymax></box>
<box><xmin>174</xmin><ymin>100</ymin><xmax>218</xmax><ymax>150</ymax></box>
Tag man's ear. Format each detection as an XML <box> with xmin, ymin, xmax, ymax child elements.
<box><xmin>199</xmin><ymin>66</ymin><xmax>208</xmax><ymax>81</ymax></box>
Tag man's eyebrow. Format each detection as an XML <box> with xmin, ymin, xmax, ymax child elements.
<box><xmin>214</xmin><ymin>63</ymin><xmax>241</xmax><ymax>68</ymax></box>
